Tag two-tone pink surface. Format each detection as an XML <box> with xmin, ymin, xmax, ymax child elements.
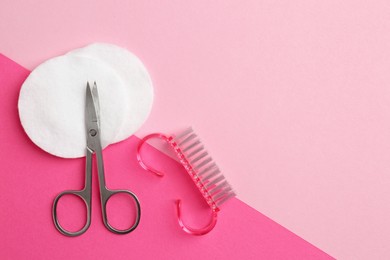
<box><xmin>0</xmin><ymin>54</ymin><xmax>330</xmax><ymax>259</ymax></box>
<box><xmin>1</xmin><ymin>1</ymin><xmax>390</xmax><ymax>259</ymax></box>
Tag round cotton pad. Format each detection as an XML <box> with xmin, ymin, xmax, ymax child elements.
<box><xmin>67</xmin><ymin>43</ymin><xmax>154</xmax><ymax>143</ymax></box>
<box><xmin>18</xmin><ymin>55</ymin><xmax>128</xmax><ymax>158</ymax></box>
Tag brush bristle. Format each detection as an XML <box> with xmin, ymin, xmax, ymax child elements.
<box><xmin>171</xmin><ymin>128</ymin><xmax>236</xmax><ymax>210</ymax></box>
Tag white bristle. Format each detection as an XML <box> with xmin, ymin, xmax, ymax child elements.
<box><xmin>198</xmin><ymin>163</ymin><xmax>217</xmax><ymax>176</ymax></box>
<box><xmin>208</xmin><ymin>180</ymin><xmax>228</xmax><ymax>194</ymax></box>
<box><xmin>178</xmin><ymin>133</ymin><xmax>196</xmax><ymax>146</ymax></box>
<box><xmin>186</xmin><ymin>146</ymin><xmax>204</xmax><ymax>158</ymax></box>
<box><xmin>190</xmin><ymin>151</ymin><xmax>208</xmax><ymax>164</ymax></box>
<box><xmin>202</xmin><ymin>168</ymin><xmax>220</xmax><ymax>181</ymax></box>
<box><xmin>183</xmin><ymin>140</ymin><xmax>202</xmax><ymax>153</ymax></box>
<box><xmin>173</xmin><ymin>127</ymin><xmax>236</xmax><ymax>209</ymax></box>
<box><xmin>212</xmin><ymin>186</ymin><xmax>232</xmax><ymax>200</ymax></box>
<box><xmin>216</xmin><ymin>192</ymin><xmax>236</xmax><ymax>207</ymax></box>
<box><xmin>205</xmin><ymin>175</ymin><xmax>225</xmax><ymax>188</ymax></box>
<box><xmin>174</xmin><ymin>127</ymin><xmax>194</xmax><ymax>141</ymax></box>
<box><xmin>194</xmin><ymin>157</ymin><xmax>212</xmax><ymax>170</ymax></box>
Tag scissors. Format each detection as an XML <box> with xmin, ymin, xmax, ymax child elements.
<box><xmin>52</xmin><ymin>82</ymin><xmax>141</xmax><ymax>236</ymax></box>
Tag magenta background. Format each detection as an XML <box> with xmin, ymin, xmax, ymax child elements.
<box><xmin>1</xmin><ymin>1</ymin><xmax>390</xmax><ymax>259</ymax></box>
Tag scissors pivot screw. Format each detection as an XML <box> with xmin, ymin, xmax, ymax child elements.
<box><xmin>89</xmin><ymin>129</ymin><xmax>97</xmax><ymax>136</ymax></box>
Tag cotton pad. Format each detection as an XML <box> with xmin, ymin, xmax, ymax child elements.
<box><xmin>18</xmin><ymin>55</ymin><xmax>128</xmax><ymax>158</ymax></box>
<box><xmin>67</xmin><ymin>43</ymin><xmax>154</xmax><ymax>143</ymax></box>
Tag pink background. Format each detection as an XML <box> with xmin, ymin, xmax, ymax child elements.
<box><xmin>0</xmin><ymin>54</ymin><xmax>331</xmax><ymax>259</ymax></box>
<box><xmin>1</xmin><ymin>1</ymin><xmax>390</xmax><ymax>259</ymax></box>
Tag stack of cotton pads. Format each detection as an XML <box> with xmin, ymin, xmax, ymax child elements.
<box><xmin>18</xmin><ymin>43</ymin><xmax>154</xmax><ymax>158</ymax></box>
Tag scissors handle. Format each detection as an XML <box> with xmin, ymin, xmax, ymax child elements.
<box><xmin>100</xmin><ymin>188</ymin><xmax>141</xmax><ymax>234</ymax></box>
<box><xmin>52</xmin><ymin>149</ymin><xmax>92</xmax><ymax>237</ymax></box>
<box><xmin>52</xmin><ymin>189</ymin><xmax>92</xmax><ymax>237</ymax></box>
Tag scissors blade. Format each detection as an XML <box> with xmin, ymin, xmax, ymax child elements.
<box><xmin>85</xmin><ymin>82</ymin><xmax>99</xmax><ymax>125</ymax></box>
<box><xmin>91</xmin><ymin>81</ymin><xmax>100</xmax><ymax>129</ymax></box>
<box><xmin>85</xmin><ymin>82</ymin><xmax>102</xmax><ymax>154</ymax></box>
<box><xmin>85</xmin><ymin>82</ymin><xmax>99</xmax><ymax>128</ymax></box>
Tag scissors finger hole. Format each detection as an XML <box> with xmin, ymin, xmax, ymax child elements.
<box><xmin>55</xmin><ymin>194</ymin><xmax>88</xmax><ymax>233</ymax></box>
<box><xmin>106</xmin><ymin>192</ymin><xmax>139</xmax><ymax>231</ymax></box>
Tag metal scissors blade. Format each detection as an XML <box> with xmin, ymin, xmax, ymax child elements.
<box><xmin>85</xmin><ymin>82</ymin><xmax>101</xmax><ymax>152</ymax></box>
<box><xmin>86</xmin><ymin>82</ymin><xmax>100</xmax><ymax>128</ymax></box>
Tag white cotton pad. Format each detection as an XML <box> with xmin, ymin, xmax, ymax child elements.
<box><xmin>18</xmin><ymin>55</ymin><xmax>128</xmax><ymax>158</ymax></box>
<box><xmin>66</xmin><ymin>43</ymin><xmax>154</xmax><ymax>143</ymax></box>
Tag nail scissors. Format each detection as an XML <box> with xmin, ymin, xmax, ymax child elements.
<box><xmin>52</xmin><ymin>82</ymin><xmax>141</xmax><ymax>236</ymax></box>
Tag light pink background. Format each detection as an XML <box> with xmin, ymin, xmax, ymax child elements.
<box><xmin>1</xmin><ymin>1</ymin><xmax>390</xmax><ymax>259</ymax></box>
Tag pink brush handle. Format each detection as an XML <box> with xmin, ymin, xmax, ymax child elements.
<box><xmin>176</xmin><ymin>200</ymin><xmax>218</xmax><ymax>236</ymax></box>
<box><xmin>137</xmin><ymin>133</ymin><xmax>170</xmax><ymax>177</ymax></box>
